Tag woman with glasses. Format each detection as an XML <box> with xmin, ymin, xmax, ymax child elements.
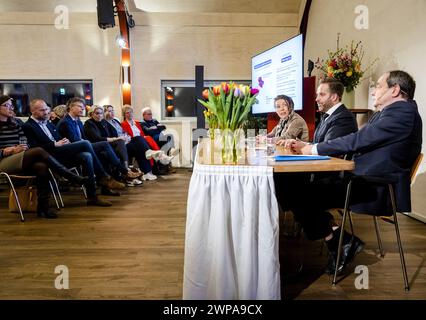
<box><xmin>268</xmin><ymin>95</ymin><xmax>309</xmax><ymax>143</ymax></box>
<box><xmin>0</xmin><ymin>95</ymin><xmax>88</xmax><ymax>219</ymax></box>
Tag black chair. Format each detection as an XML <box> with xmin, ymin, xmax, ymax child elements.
<box><xmin>332</xmin><ymin>153</ymin><xmax>423</xmax><ymax>291</ymax></box>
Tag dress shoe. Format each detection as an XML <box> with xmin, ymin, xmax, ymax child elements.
<box><xmin>98</xmin><ymin>176</ymin><xmax>126</xmax><ymax>190</ymax></box>
<box><xmin>126</xmin><ymin>170</ymin><xmax>143</xmax><ymax>180</ymax></box>
<box><xmin>101</xmin><ymin>187</ymin><xmax>121</xmax><ymax>196</ymax></box>
<box><xmin>340</xmin><ymin>234</ymin><xmax>365</xmax><ymax>272</ymax></box>
<box><xmin>325</xmin><ymin>228</ymin><xmax>365</xmax><ymax>275</ymax></box>
<box><xmin>324</xmin><ymin>252</ymin><xmax>337</xmax><ymax>275</ymax></box>
<box><xmin>68</xmin><ymin>175</ymin><xmax>89</xmax><ymax>187</ymax></box>
<box><xmin>87</xmin><ymin>196</ymin><xmax>112</xmax><ymax>207</ymax></box>
<box><xmin>37</xmin><ymin>209</ymin><xmax>58</xmax><ymax>219</ymax></box>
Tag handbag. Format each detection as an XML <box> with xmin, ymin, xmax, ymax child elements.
<box><xmin>8</xmin><ymin>185</ymin><xmax>38</xmax><ymax>213</ymax></box>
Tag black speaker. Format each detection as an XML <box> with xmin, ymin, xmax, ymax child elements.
<box><xmin>97</xmin><ymin>0</ymin><xmax>115</xmax><ymax>29</ymax></box>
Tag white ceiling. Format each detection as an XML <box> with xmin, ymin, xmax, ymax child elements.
<box><xmin>0</xmin><ymin>0</ymin><xmax>302</xmax><ymax>14</ymax></box>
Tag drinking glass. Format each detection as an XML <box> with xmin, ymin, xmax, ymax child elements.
<box><xmin>266</xmin><ymin>137</ymin><xmax>275</xmax><ymax>156</ymax></box>
<box><xmin>246</xmin><ymin>137</ymin><xmax>256</xmax><ymax>149</ymax></box>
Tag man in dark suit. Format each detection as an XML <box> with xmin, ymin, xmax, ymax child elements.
<box><xmin>312</xmin><ymin>78</ymin><xmax>358</xmax><ymax>144</ymax></box>
<box><xmin>23</xmin><ymin>99</ymin><xmax>126</xmax><ymax>206</ymax></box>
<box><xmin>57</xmin><ymin>98</ymin><xmax>141</xmax><ymax>185</ymax></box>
<box><xmin>290</xmin><ymin>70</ymin><xmax>422</xmax><ymax>273</ymax></box>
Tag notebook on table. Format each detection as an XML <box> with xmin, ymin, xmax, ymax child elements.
<box><xmin>274</xmin><ymin>155</ymin><xmax>331</xmax><ymax>161</ymax></box>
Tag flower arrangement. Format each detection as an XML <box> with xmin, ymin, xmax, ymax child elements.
<box><xmin>198</xmin><ymin>82</ymin><xmax>259</xmax><ymax>131</ymax></box>
<box><xmin>198</xmin><ymin>82</ymin><xmax>259</xmax><ymax>164</ymax></box>
<box><xmin>315</xmin><ymin>34</ymin><xmax>377</xmax><ymax>92</ymax></box>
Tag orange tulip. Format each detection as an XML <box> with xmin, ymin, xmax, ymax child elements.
<box><xmin>213</xmin><ymin>86</ymin><xmax>221</xmax><ymax>96</ymax></box>
<box><xmin>202</xmin><ymin>89</ymin><xmax>209</xmax><ymax>100</ymax></box>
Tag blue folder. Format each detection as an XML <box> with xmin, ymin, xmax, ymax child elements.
<box><xmin>275</xmin><ymin>155</ymin><xmax>331</xmax><ymax>161</ymax></box>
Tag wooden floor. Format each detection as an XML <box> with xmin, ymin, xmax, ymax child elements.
<box><xmin>0</xmin><ymin>169</ymin><xmax>425</xmax><ymax>300</ymax></box>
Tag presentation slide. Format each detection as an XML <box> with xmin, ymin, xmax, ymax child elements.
<box><xmin>251</xmin><ymin>34</ymin><xmax>303</xmax><ymax>114</ymax></box>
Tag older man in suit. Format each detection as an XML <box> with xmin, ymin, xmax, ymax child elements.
<box><xmin>23</xmin><ymin>99</ymin><xmax>126</xmax><ymax>206</ymax></box>
<box><xmin>288</xmin><ymin>70</ymin><xmax>422</xmax><ymax>274</ymax></box>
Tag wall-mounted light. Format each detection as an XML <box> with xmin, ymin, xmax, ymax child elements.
<box><xmin>116</xmin><ymin>34</ymin><xmax>128</xmax><ymax>49</ymax></box>
<box><xmin>122</xmin><ymin>65</ymin><xmax>130</xmax><ymax>85</ymax></box>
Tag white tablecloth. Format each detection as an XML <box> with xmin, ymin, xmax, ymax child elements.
<box><xmin>183</xmin><ymin>161</ymin><xmax>280</xmax><ymax>300</ymax></box>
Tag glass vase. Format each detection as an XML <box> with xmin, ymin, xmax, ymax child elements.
<box><xmin>220</xmin><ymin>129</ymin><xmax>245</xmax><ymax>165</ymax></box>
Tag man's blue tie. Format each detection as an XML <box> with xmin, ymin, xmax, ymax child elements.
<box><xmin>75</xmin><ymin>120</ymin><xmax>82</xmax><ymax>140</ymax></box>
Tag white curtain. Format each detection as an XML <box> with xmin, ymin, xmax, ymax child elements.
<box><xmin>183</xmin><ymin>162</ymin><xmax>280</xmax><ymax>300</ymax></box>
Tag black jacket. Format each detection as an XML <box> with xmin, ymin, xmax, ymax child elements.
<box><xmin>83</xmin><ymin>118</ymin><xmax>118</xmax><ymax>143</ymax></box>
<box><xmin>317</xmin><ymin>100</ymin><xmax>422</xmax><ymax>214</ymax></box>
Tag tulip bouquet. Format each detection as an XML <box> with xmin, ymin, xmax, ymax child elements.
<box><xmin>199</xmin><ymin>82</ymin><xmax>259</xmax><ymax>131</ymax></box>
<box><xmin>198</xmin><ymin>82</ymin><xmax>259</xmax><ymax>164</ymax></box>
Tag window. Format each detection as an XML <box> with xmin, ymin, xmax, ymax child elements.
<box><xmin>161</xmin><ymin>80</ymin><xmax>251</xmax><ymax>120</ymax></box>
<box><xmin>0</xmin><ymin>80</ymin><xmax>93</xmax><ymax>116</ymax></box>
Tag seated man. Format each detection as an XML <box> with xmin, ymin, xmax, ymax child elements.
<box><xmin>140</xmin><ymin>107</ymin><xmax>178</xmax><ymax>157</ymax></box>
<box><xmin>57</xmin><ymin>98</ymin><xmax>141</xmax><ymax>187</ymax></box>
<box><xmin>23</xmin><ymin>99</ymin><xmax>126</xmax><ymax>206</ymax></box>
<box><xmin>122</xmin><ymin>105</ymin><xmax>175</xmax><ymax>177</ymax></box>
<box><xmin>282</xmin><ymin>70</ymin><xmax>422</xmax><ymax>274</ymax></box>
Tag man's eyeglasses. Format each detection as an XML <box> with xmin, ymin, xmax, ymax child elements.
<box><xmin>94</xmin><ymin>112</ymin><xmax>103</xmax><ymax>115</ymax></box>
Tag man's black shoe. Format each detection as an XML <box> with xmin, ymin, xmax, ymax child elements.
<box><xmin>325</xmin><ymin>228</ymin><xmax>365</xmax><ymax>275</ymax></box>
<box><xmin>340</xmin><ymin>235</ymin><xmax>365</xmax><ymax>271</ymax></box>
<box><xmin>324</xmin><ymin>251</ymin><xmax>337</xmax><ymax>275</ymax></box>
<box><xmin>37</xmin><ymin>209</ymin><xmax>58</xmax><ymax>219</ymax></box>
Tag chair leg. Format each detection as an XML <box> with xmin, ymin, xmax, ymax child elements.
<box><xmin>337</xmin><ymin>208</ymin><xmax>354</xmax><ymax>236</ymax></box>
<box><xmin>49</xmin><ymin>181</ymin><xmax>60</xmax><ymax>209</ymax></box>
<box><xmin>333</xmin><ymin>180</ymin><xmax>352</xmax><ymax>285</ymax></box>
<box><xmin>49</xmin><ymin>169</ymin><xmax>64</xmax><ymax>208</ymax></box>
<box><xmin>1</xmin><ymin>173</ymin><xmax>25</xmax><ymax>222</ymax></box>
<box><xmin>388</xmin><ymin>184</ymin><xmax>410</xmax><ymax>291</ymax></box>
<box><xmin>373</xmin><ymin>216</ymin><xmax>385</xmax><ymax>257</ymax></box>
<box><xmin>70</xmin><ymin>167</ymin><xmax>87</xmax><ymax>199</ymax></box>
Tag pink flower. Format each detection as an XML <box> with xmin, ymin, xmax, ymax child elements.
<box><xmin>250</xmin><ymin>88</ymin><xmax>259</xmax><ymax>96</ymax></box>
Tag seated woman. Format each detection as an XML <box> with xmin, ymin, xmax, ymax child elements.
<box><xmin>140</xmin><ymin>107</ymin><xmax>178</xmax><ymax>156</ymax></box>
<box><xmin>84</xmin><ymin>105</ymin><xmax>146</xmax><ymax>185</ymax></box>
<box><xmin>121</xmin><ymin>105</ymin><xmax>174</xmax><ymax>178</ymax></box>
<box><xmin>0</xmin><ymin>95</ymin><xmax>87</xmax><ymax>219</ymax></box>
<box><xmin>51</xmin><ymin>104</ymin><xmax>67</xmax><ymax>126</ymax></box>
<box><xmin>267</xmin><ymin>95</ymin><xmax>309</xmax><ymax>143</ymax></box>
<box><xmin>104</xmin><ymin>105</ymin><xmax>170</xmax><ymax>181</ymax></box>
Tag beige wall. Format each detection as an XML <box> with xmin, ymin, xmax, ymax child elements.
<box><xmin>0</xmin><ymin>12</ymin><xmax>122</xmax><ymax>108</ymax></box>
<box><xmin>129</xmin><ymin>11</ymin><xmax>299</xmax><ymax>165</ymax></box>
<box><xmin>130</xmin><ymin>12</ymin><xmax>299</xmax><ymax>120</ymax></box>
<box><xmin>305</xmin><ymin>0</ymin><xmax>426</xmax><ymax>221</ymax></box>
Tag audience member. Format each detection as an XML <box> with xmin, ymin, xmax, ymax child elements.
<box><xmin>23</xmin><ymin>99</ymin><xmax>126</xmax><ymax>205</ymax></box>
<box><xmin>0</xmin><ymin>95</ymin><xmax>89</xmax><ymax>218</ymax></box>
<box><xmin>57</xmin><ymin>98</ymin><xmax>141</xmax><ymax>187</ymax></box>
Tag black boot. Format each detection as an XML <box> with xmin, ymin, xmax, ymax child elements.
<box><xmin>47</xmin><ymin>156</ymin><xmax>89</xmax><ymax>186</ymax></box>
<box><xmin>36</xmin><ymin>178</ymin><xmax>58</xmax><ymax>219</ymax></box>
